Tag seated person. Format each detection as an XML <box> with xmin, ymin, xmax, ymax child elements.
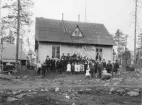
<box><xmin>101</xmin><ymin>68</ymin><xmax>112</xmax><ymax>80</ymax></box>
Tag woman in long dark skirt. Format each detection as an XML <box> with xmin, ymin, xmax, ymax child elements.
<box><xmin>113</xmin><ymin>60</ymin><xmax>119</xmax><ymax>75</ymax></box>
<box><xmin>97</xmin><ymin>60</ymin><xmax>103</xmax><ymax>78</ymax></box>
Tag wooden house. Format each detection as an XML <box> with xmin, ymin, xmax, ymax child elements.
<box><xmin>35</xmin><ymin>17</ymin><xmax>116</xmax><ymax>63</ymax></box>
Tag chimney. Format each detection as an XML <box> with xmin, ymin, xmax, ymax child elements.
<box><xmin>62</xmin><ymin>13</ymin><xmax>64</xmax><ymax>21</ymax></box>
<box><xmin>78</xmin><ymin>14</ymin><xmax>80</xmax><ymax>22</ymax></box>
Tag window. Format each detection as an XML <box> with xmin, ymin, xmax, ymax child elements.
<box><xmin>96</xmin><ymin>48</ymin><xmax>103</xmax><ymax>60</ymax></box>
<box><xmin>52</xmin><ymin>46</ymin><xmax>60</xmax><ymax>59</ymax></box>
<box><xmin>71</xmin><ymin>26</ymin><xmax>83</xmax><ymax>37</ymax></box>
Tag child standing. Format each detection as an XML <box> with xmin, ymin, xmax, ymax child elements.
<box><xmin>71</xmin><ymin>62</ymin><xmax>74</xmax><ymax>74</ymax></box>
<box><xmin>37</xmin><ymin>61</ymin><xmax>42</xmax><ymax>76</ymax></box>
<box><xmin>85</xmin><ymin>64</ymin><xmax>91</xmax><ymax>79</ymax></box>
<box><xmin>77</xmin><ymin>62</ymin><xmax>81</xmax><ymax>74</ymax></box>
<box><xmin>74</xmin><ymin>62</ymin><xmax>78</xmax><ymax>75</ymax></box>
<box><xmin>66</xmin><ymin>62</ymin><xmax>71</xmax><ymax>75</ymax></box>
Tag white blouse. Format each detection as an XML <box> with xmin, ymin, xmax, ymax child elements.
<box><xmin>85</xmin><ymin>69</ymin><xmax>90</xmax><ymax>76</ymax></box>
<box><xmin>74</xmin><ymin>64</ymin><xmax>78</xmax><ymax>72</ymax></box>
<box><xmin>67</xmin><ymin>64</ymin><xmax>71</xmax><ymax>72</ymax></box>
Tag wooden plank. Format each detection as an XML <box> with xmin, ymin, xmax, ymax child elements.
<box><xmin>0</xmin><ymin>74</ymin><xmax>14</xmax><ymax>80</ymax></box>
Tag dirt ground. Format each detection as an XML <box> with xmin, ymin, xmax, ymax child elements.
<box><xmin>0</xmin><ymin>68</ymin><xmax>142</xmax><ymax>105</ymax></box>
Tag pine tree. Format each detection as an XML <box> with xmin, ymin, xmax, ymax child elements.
<box><xmin>138</xmin><ymin>33</ymin><xmax>142</xmax><ymax>48</ymax></box>
<box><xmin>2</xmin><ymin>0</ymin><xmax>33</xmax><ymax>40</ymax></box>
<box><xmin>113</xmin><ymin>29</ymin><xmax>128</xmax><ymax>59</ymax></box>
<box><xmin>1</xmin><ymin>0</ymin><xmax>33</xmax><ymax>69</ymax></box>
<box><xmin>1</xmin><ymin>29</ymin><xmax>15</xmax><ymax>44</ymax></box>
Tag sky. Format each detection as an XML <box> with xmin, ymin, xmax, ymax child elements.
<box><xmin>32</xmin><ymin>0</ymin><xmax>142</xmax><ymax>51</ymax></box>
<box><xmin>1</xmin><ymin>0</ymin><xmax>142</xmax><ymax>52</ymax></box>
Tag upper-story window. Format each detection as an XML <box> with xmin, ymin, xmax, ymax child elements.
<box><xmin>71</xmin><ymin>25</ymin><xmax>83</xmax><ymax>37</ymax></box>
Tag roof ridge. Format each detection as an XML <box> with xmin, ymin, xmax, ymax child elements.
<box><xmin>36</xmin><ymin>17</ymin><xmax>103</xmax><ymax>25</ymax></box>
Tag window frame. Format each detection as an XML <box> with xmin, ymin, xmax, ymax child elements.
<box><xmin>52</xmin><ymin>45</ymin><xmax>60</xmax><ymax>59</ymax></box>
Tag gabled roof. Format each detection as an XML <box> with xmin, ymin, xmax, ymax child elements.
<box><xmin>35</xmin><ymin>17</ymin><xmax>116</xmax><ymax>46</ymax></box>
<box><xmin>0</xmin><ymin>44</ymin><xmax>27</xmax><ymax>61</ymax></box>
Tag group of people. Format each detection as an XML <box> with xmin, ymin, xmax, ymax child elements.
<box><xmin>36</xmin><ymin>53</ymin><xmax>120</xmax><ymax>80</ymax></box>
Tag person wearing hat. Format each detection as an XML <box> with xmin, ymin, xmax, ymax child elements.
<box><xmin>36</xmin><ymin>61</ymin><xmax>42</xmax><ymax>76</ymax></box>
<box><xmin>113</xmin><ymin>60</ymin><xmax>119</xmax><ymax>75</ymax></box>
<box><xmin>106</xmin><ymin>60</ymin><xmax>112</xmax><ymax>73</ymax></box>
<box><xmin>97</xmin><ymin>59</ymin><xmax>103</xmax><ymax>78</ymax></box>
<box><xmin>102</xmin><ymin>59</ymin><xmax>107</xmax><ymax>69</ymax></box>
<box><xmin>45</xmin><ymin>55</ymin><xmax>51</xmax><ymax>73</ymax></box>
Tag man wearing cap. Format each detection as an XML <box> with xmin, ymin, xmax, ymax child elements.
<box><xmin>45</xmin><ymin>55</ymin><xmax>51</xmax><ymax>72</ymax></box>
<box><xmin>106</xmin><ymin>60</ymin><xmax>112</xmax><ymax>73</ymax></box>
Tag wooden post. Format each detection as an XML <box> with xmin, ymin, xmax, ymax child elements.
<box><xmin>0</xmin><ymin>0</ymin><xmax>3</xmax><ymax>72</ymax></box>
<box><xmin>16</xmin><ymin>0</ymin><xmax>20</xmax><ymax>70</ymax></box>
<box><xmin>134</xmin><ymin>0</ymin><xmax>138</xmax><ymax>63</ymax></box>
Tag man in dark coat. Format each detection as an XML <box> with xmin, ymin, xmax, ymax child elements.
<box><xmin>97</xmin><ymin>60</ymin><xmax>103</xmax><ymax>78</ymax></box>
<box><xmin>42</xmin><ymin>62</ymin><xmax>46</xmax><ymax>77</ymax></box>
<box><xmin>95</xmin><ymin>60</ymin><xmax>98</xmax><ymax>75</ymax></box>
<box><xmin>61</xmin><ymin>53</ymin><xmax>67</xmax><ymax>72</ymax></box>
<box><xmin>113</xmin><ymin>60</ymin><xmax>119</xmax><ymax>74</ymax></box>
<box><xmin>66</xmin><ymin>53</ymin><xmax>71</xmax><ymax>62</ymax></box>
<box><xmin>61</xmin><ymin>53</ymin><xmax>66</xmax><ymax>60</ymax></box>
<box><xmin>51</xmin><ymin>59</ymin><xmax>56</xmax><ymax>72</ymax></box>
<box><xmin>84</xmin><ymin>60</ymin><xmax>88</xmax><ymax>74</ymax></box>
<box><xmin>106</xmin><ymin>60</ymin><xmax>112</xmax><ymax>73</ymax></box>
<box><xmin>89</xmin><ymin>61</ymin><xmax>95</xmax><ymax>78</ymax></box>
<box><xmin>45</xmin><ymin>55</ymin><xmax>51</xmax><ymax>72</ymax></box>
<box><xmin>59</xmin><ymin>59</ymin><xmax>64</xmax><ymax>74</ymax></box>
<box><xmin>56</xmin><ymin>59</ymin><xmax>60</xmax><ymax>73</ymax></box>
<box><xmin>102</xmin><ymin>59</ymin><xmax>106</xmax><ymax>69</ymax></box>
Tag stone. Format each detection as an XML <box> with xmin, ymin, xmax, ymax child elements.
<box><xmin>133</xmin><ymin>89</ymin><xmax>140</xmax><ymax>93</ymax></box>
<box><xmin>112</xmin><ymin>82</ymin><xmax>120</xmax><ymax>86</ymax></box>
<box><xmin>0</xmin><ymin>74</ymin><xmax>14</xmax><ymax>80</ymax></box>
<box><xmin>72</xmin><ymin>103</ymin><xmax>76</xmax><ymax>105</ymax></box>
<box><xmin>78</xmin><ymin>90</ymin><xmax>84</xmax><ymax>94</ymax></box>
<box><xmin>41</xmin><ymin>89</ymin><xmax>44</xmax><ymax>91</ymax></box>
<box><xmin>55</xmin><ymin>101</ymin><xmax>59</xmax><ymax>105</ymax></box>
<box><xmin>18</xmin><ymin>90</ymin><xmax>22</xmax><ymax>93</ymax></box>
<box><xmin>104</xmin><ymin>83</ymin><xmax>110</xmax><ymax>87</ymax></box>
<box><xmin>12</xmin><ymin>91</ymin><xmax>17</xmax><ymax>95</ymax></box>
<box><xmin>55</xmin><ymin>87</ymin><xmax>59</xmax><ymax>92</ymax></box>
<box><xmin>65</xmin><ymin>95</ymin><xmax>70</xmax><ymax>99</ymax></box>
<box><xmin>6</xmin><ymin>97</ymin><xmax>18</xmax><ymax>102</ymax></box>
<box><xmin>23</xmin><ymin>76</ymin><xmax>28</xmax><ymax>79</ymax></box>
<box><xmin>96</xmin><ymin>79</ymin><xmax>100</xmax><ymax>82</ymax></box>
<box><xmin>16</xmin><ymin>94</ymin><xmax>26</xmax><ymax>99</ymax></box>
<box><xmin>116</xmin><ymin>89</ymin><xmax>125</xmax><ymax>95</ymax></box>
<box><xmin>45</xmin><ymin>89</ymin><xmax>48</xmax><ymax>91</ymax></box>
<box><xmin>110</xmin><ymin>87</ymin><xmax>115</xmax><ymax>92</ymax></box>
<box><xmin>29</xmin><ymin>90</ymin><xmax>32</xmax><ymax>92</ymax></box>
<box><xmin>127</xmin><ymin>91</ymin><xmax>139</xmax><ymax>97</ymax></box>
<box><xmin>86</xmin><ymin>88</ymin><xmax>91</xmax><ymax>91</ymax></box>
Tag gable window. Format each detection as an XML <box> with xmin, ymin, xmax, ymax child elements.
<box><xmin>52</xmin><ymin>46</ymin><xmax>60</xmax><ymax>59</ymax></box>
<box><xmin>71</xmin><ymin>25</ymin><xmax>83</xmax><ymax>37</ymax></box>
